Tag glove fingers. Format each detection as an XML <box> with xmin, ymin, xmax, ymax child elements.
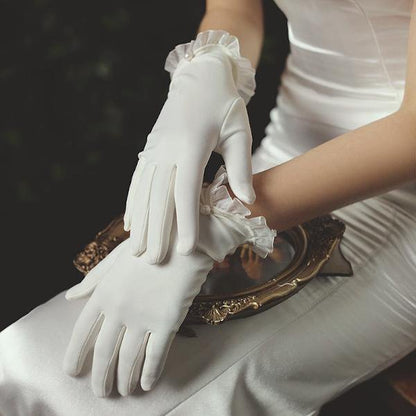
<box><xmin>130</xmin><ymin>163</ymin><xmax>156</xmax><ymax>256</ymax></box>
<box><xmin>63</xmin><ymin>304</ymin><xmax>103</xmax><ymax>377</ymax></box>
<box><xmin>221</xmin><ymin>133</ymin><xmax>255</xmax><ymax>204</ymax></box>
<box><xmin>91</xmin><ymin>319</ymin><xmax>126</xmax><ymax>397</ymax></box>
<box><xmin>145</xmin><ymin>165</ymin><xmax>176</xmax><ymax>264</ymax></box>
<box><xmin>117</xmin><ymin>330</ymin><xmax>150</xmax><ymax>396</ymax></box>
<box><xmin>65</xmin><ymin>241</ymin><xmax>126</xmax><ymax>300</ymax></box>
<box><xmin>124</xmin><ymin>158</ymin><xmax>145</xmax><ymax>232</ymax></box>
<box><xmin>219</xmin><ymin>98</ymin><xmax>255</xmax><ymax>204</ymax></box>
<box><xmin>140</xmin><ymin>331</ymin><xmax>175</xmax><ymax>391</ymax></box>
<box><xmin>174</xmin><ymin>164</ymin><xmax>204</xmax><ymax>256</ymax></box>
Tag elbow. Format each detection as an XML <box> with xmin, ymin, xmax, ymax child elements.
<box><xmin>397</xmin><ymin>94</ymin><xmax>416</xmax><ymax>121</ymax></box>
<box><xmin>398</xmin><ymin>84</ymin><xmax>416</xmax><ymax>114</ymax></box>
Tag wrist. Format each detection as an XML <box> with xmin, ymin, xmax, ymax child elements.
<box><xmin>225</xmin><ymin>183</ymin><xmax>236</xmax><ymax>199</ymax></box>
<box><xmin>164</xmin><ymin>30</ymin><xmax>256</xmax><ymax>104</ymax></box>
<box><xmin>197</xmin><ymin>166</ymin><xmax>276</xmax><ymax>262</ymax></box>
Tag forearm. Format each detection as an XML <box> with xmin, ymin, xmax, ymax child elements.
<box><xmin>247</xmin><ymin>0</ymin><xmax>416</xmax><ymax>231</ymax></box>
<box><xmin>248</xmin><ymin>108</ymin><xmax>416</xmax><ymax>231</ymax></box>
<box><xmin>401</xmin><ymin>0</ymin><xmax>416</xmax><ymax>109</ymax></box>
<box><xmin>198</xmin><ymin>0</ymin><xmax>264</xmax><ymax>68</ymax></box>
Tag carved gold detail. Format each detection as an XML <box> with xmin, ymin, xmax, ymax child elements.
<box><xmin>73</xmin><ymin>214</ymin><xmax>352</xmax><ymax>325</ymax></box>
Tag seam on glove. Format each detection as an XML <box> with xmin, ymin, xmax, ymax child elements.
<box><xmin>217</xmin><ymin>97</ymin><xmax>244</xmax><ymax>150</ymax></box>
<box><xmin>100</xmin><ymin>325</ymin><xmax>126</xmax><ymax>396</ymax></box>
<box><xmin>155</xmin><ymin>165</ymin><xmax>177</xmax><ymax>262</ymax></box>
<box><xmin>124</xmin><ymin>159</ymin><xmax>145</xmax><ymax>231</ymax></box>
<box><xmin>134</xmin><ymin>164</ymin><xmax>156</xmax><ymax>254</ymax></box>
<box><xmin>76</xmin><ymin>312</ymin><xmax>104</xmax><ymax>374</ymax></box>
<box><xmin>129</xmin><ymin>330</ymin><xmax>151</xmax><ymax>393</ymax></box>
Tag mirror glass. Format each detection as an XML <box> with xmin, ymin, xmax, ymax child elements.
<box><xmin>199</xmin><ymin>234</ymin><xmax>296</xmax><ymax>296</ymax></box>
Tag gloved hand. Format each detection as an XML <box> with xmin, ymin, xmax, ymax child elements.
<box><xmin>64</xmin><ymin>167</ymin><xmax>275</xmax><ymax>397</ymax></box>
<box><xmin>123</xmin><ymin>30</ymin><xmax>257</xmax><ymax>264</ymax></box>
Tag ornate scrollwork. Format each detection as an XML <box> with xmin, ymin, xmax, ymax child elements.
<box><xmin>73</xmin><ymin>216</ymin><xmax>126</xmax><ymax>274</ymax></box>
<box><xmin>73</xmin><ymin>241</ymin><xmax>110</xmax><ymax>274</ymax></box>
<box><xmin>189</xmin><ymin>296</ymin><xmax>259</xmax><ymax>325</ymax></box>
<box><xmin>73</xmin><ymin>214</ymin><xmax>351</xmax><ymax>325</ymax></box>
<box><xmin>303</xmin><ymin>215</ymin><xmax>345</xmax><ymax>265</ymax></box>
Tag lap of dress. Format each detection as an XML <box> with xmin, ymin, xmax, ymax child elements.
<box><xmin>1</xmin><ymin>110</ymin><xmax>416</xmax><ymax>416</ymax></box>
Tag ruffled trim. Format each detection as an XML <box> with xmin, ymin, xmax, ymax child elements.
<box><xmin>200</xmin><ymin>166</ymin><xmax>277</xmax><ymax>258</ymax></box>
<box><xmin>164</xmin><ymin>30</ymin><xmax>256</xmax><ymax>104</ymax></box>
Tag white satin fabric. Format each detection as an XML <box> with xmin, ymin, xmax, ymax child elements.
<box><xmin>1</xmin><ymin>0</ymin><xmax>416</xmax><ymax>415</ymax></box>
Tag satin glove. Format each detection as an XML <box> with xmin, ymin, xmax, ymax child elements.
<box><xmin>64</xmin><ymin>167</ymin><xmax>275</xmax><ymax>397</ymax></box>
<box><xmin>123</xmin><ymin>30</ymin><xmax>257</xmax><ymax>264</ymax></box>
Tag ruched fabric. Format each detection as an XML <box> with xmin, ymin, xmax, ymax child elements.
<box><xmin>1</xmin><ymin>0</ymin><xmax>415</xmax><ymax>415</ymax></box>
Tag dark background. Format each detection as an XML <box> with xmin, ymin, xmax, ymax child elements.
<box><xmin>1</xmin><ymin>0</ymin><xmax>288</xmax><ymax>331</ymax></box>
<box><xmin>0</xmin><ymin>2</ymin><xmax>396</xmax><ymax>414</ymax></box>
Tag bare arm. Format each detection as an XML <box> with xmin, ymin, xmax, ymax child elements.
<box><xmin>199</xmin><ymin>0</ymin><xmax>264</xmax><ymax>68</ymax></box>
<box><xmin>248</xmin><ymin>108</ymin><xmax>416</xmax><ymax>231</ymax></box>
<box><xmin>247</xmin><ymin>1</ymin><xmax>416</xmax><ymax>231</ymax></box>
<box><xmin>200</xmin><ymin>0</ymin><xmax>415</xmax><ymax>232</ymax></box>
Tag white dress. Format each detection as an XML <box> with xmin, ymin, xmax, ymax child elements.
<box><xmin>1</xmin><ymin>0</ymin><xmax>416</xmax><ymax>415</ymax></box>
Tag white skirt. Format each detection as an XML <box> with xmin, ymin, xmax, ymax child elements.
<box><xmin>1</xmin><ymin>107</ymin><xmax>416</xmax><ymax>416</ymax></box>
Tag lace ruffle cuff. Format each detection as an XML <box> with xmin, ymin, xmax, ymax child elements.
<box><xmin>164</xmin><ymin>30</ymin><xmax>256</xmax><ymax>104</ymax></box>
<box><xmin>200</xmin><ymin>166</ymin><xmax>277</xmax><ymax>259</ymax></box>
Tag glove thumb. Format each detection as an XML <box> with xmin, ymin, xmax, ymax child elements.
<box><xmin>218</xmin><ymin>97</ymin><xmax>255</xmax><ymax>204</ymax></box>
<box><xmin>65</xmin><ymin>241</ymin><xmax>125</xmax><ymax>300</ymax></box>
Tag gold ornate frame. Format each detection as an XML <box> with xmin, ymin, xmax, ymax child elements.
<box><xmin>73</xmin><ymin>214</ymin><xmax>352</xmax><ymax>325</ymax></box>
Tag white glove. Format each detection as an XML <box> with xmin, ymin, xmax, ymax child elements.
<box><xmin>123</xmin><ymin>30</ymin><xmax>257</xmax><ymax>264</ymax></box>
<box><xmin>64</xmin><ymin>167</ymin><xmax>275</xmax><ymax>397</ymax></box>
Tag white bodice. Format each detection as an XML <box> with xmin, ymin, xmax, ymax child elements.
<box><xmin>271</xmin><ymin>0</ymin><xmax>413</xmax><ymax>130</ymax></box>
